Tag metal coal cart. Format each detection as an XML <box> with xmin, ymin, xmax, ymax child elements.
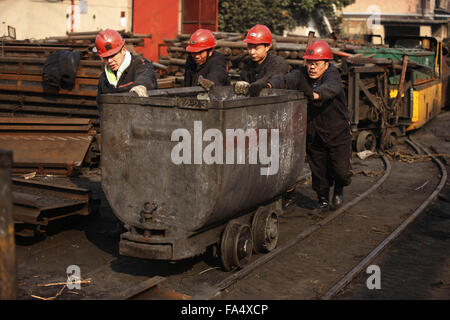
<box><xmin>99</xmin><ymin>87</ymin><xmax>307</xmax><ymax>270</ymax></box>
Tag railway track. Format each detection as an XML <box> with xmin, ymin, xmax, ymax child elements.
<box><xmin>320</xmin><ymin>138</ymin><xmax>447</xmax><ymax>299</ymax></box>
<box><xmin>13</xmin><ymin>132</ymin><xmax>447</xmax><ymax>300</ymax></box>
<box><xmin>13</xmin><ymin>151</ymin><xmax>385</xmax><ymax>300</ymax></box>
<box><xmin>191</xmin><ymin>156</ymin><xmax>392</xmax><ymax>299</ymax></box>
<box><xmin>116</xmin><ymin>147</ymin><xmax>396</xmax><ymax>300</ymax></box>
<box><xmin>105</xmin><ymin>153</ymin><xmax>392</xmax><ymax>300</ymax></box>
<box><xmin>218</xmin><ymin>137</ymin><xmax>447</xmax><ymax>300</ymax></box>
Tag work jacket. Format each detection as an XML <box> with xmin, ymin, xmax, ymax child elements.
<box><xmin>97</xmin><ymin>54</ymin><xmax>158</xmax><ymax>105</ymax></box>
<box><xmin>269</xmin><ymin>64</ymin><xmax>350</xmax><ymax>145</ymax></box>
<box><xmin>184</xmin><ymin>51</ymin><xmax>230</xmax><ymax>86</ymax></box>
<box><xmin>240</xmin><ymin>53</ymin><xmax>290</xmax><ymax>86</ymax></box>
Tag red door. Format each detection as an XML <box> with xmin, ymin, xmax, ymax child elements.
<box><xmin>182</xmin><ymin>0</ymin><xmax>218</xmax><ymax>33</ymax></box>
<box><xmin>133</xmin><ymin>0</ymin><xmax>180</xmax><ymax>62</ymax></box>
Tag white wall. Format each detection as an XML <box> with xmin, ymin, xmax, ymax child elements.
<box><xmin>0</xmin><ymin>0</ymin><xmax>132</xmax><ymax>40</ymax></box>
<box><xmin>342</xmin><ymin>0</ymin><xmax>426</xmax><ymax>15</ymax></box>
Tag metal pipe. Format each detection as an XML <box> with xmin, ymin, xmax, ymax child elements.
<box><xmin>71</xmin><ymin>0</ymin><xmax>75</xmax><ymax>33</ymax></box>
<box><xmin>0</xmin><ymin>149</ymin><xmax>16</xmax><ymax>300</ymax></box>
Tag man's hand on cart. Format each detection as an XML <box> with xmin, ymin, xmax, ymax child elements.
<box><xmin>198</xmin><ymin>76</ymin><xmax>215</xmax><ymax>91</ymax></box>
<box><xmin>129</xmin><ymin>85</ymin><xmax>148</xmax><ymax>97</ymax></box>
<box><xmin>233</xmin><ymin>81</ymin><xmax>251</xmax><ymax>95</ymax></box>
<box><xmin>248</xmin><ymin>80</ymin><xmax>268</xmax><ymax>97</ymax></box>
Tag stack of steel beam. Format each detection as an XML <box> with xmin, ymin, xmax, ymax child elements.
<box><xmin>0</xmin><ymin>54</ymin><xmax>101</xmax><ymax>125</ymax></box>
<box><xmin>0</xmin><ymin>117</ymin><xmax>99</xmax><ymax>176</ymax></box>
<box><xmin>0</xmin><ymin>30</ymin><xmax>180</xmax><ymax>130</ymax></box>
<box><xmin>12</xmin><ymin>177</ymin><xmax>93</xmax><ymax>237</ymax></box>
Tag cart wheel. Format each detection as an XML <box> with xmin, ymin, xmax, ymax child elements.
<box><xmin>252</xmin><ymin>208</ymin><xmax>279</xmax><ymax>253</ymax></box>
<box><xmin>356</xmin><ymin>130</ymin><xmax>376</xmax><ymax>152</ymax></box>
<box><xmin>220</xmin><ymin>220</ymin><xmax>253</xmax><ymax>271</ymax></box>
<box><xmin>381</xmin><ymin>128</ymin><xmax>398</xmax><ymax>150</ymax></box>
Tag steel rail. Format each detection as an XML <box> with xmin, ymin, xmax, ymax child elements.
<box><xmin>195</xmin><ymin>155</ymin><xmax>392</xmax><ymax>299</ymax></box>
<box><xmin>321</xmin><ymin>138</ymin><xmax>447</xmax><ymax>299</ymax></box>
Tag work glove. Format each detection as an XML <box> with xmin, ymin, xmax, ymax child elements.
<box><xmin>297</xmin><ymin>71</ymin><xmax>314</xmax><ymax>102</ymax></box>
<box><xmin>129</xmin><ymin>85</ymin><xmax>148</xmax><ymax>97</ymax></box>
<box><xmin>248</xmin><ymin>80</ymin><xmax>268</xmax><ymax>97</ymax></box>
<box><xmin>198</xmin><ymin>76</ymin><xmax>215</xmax><ymax>91</ymax></box>
<box><xmin>233</xmin><ymin>81</ymin><xmax>250</xmax><ymax>95</ymax></box>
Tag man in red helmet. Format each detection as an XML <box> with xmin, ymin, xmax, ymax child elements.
<box><xmin>95</xmin><ymin>29</ymin><xmax>157</xmax><ymax>237</ymax></box>
<box><xmin>268</xmin><ymin>40</ymin><xmax>352</xmax><ymax>213</ymax></box>
<box><xmin>234</xmin><ymin>24</ymin><xmax>289</xmax><ymax>97</ymax></box>
<box><xmin>96</xmin><ymin>29</ymin><xmax>157</xmax><ymax>105</ymax></box>
<box><xmin>184</xmin><ymin>29</ymin><xmax>229</xmax><ymax>89</ymax></box>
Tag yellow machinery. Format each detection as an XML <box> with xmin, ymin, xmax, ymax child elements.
<box><xmin>406</xmin><ymin>39</ymin><xmax>446</xmax><ymax>131</ymax></box>
<box><xmin>348</xmin><ymin>36</ymin><xmax>449</xmax><ymax>151</ymax></box>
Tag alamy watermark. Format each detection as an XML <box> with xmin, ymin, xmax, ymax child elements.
<box><xmin>170</xmin><ymin>121</ymin><xmax>280</xmax><ymax>175</ymax></box>
<box><xmin>366</xmin><ymin>5</ymin><xmax>381</xmax><ymax>31</ymax></box>
<box><xmin>66</xmin><ymin>265</ymin><xmax>81</xmax><ymax>290</ymax></box>
<box><xmin>366</xmin><ymin>265</ymin><xmax>381</xmax><ymax>290</ymax></box>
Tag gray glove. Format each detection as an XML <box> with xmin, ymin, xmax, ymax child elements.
<box><xmin>248</xmin><ymin>80</ymin><xmax>268</xmax><ymax>97</ymax></box>
<box><xmin>234</xmin><ymin>81</ymin><xmax>250</xmax><ymax>95</ymax></box>
<box><xmin>129</xmin><ymin>85</ymin><xmax>148</xmax><ymax>97</ymax></box>
<box><xmin>198</xmin><ymin>76</ymin><xmax>215</xmax><ymax>91</ymax></box>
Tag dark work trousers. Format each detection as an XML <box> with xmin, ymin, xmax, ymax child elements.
<box><xmin>306</xmin><ymin>133</ymin><xmax>352</xmax><ymax>199</ymax></box>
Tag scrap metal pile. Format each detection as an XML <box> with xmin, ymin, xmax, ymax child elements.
<box><xmin>0</xmin><ymin>30</ymin><xmax>158</xmax><ymax>129</ymax></box>
<box><xmin>0</xmin><ymin>30</ymin><xmax>166</xmax><ymax>176</ymax></box>
<box><xmin>1</xmin><ymin>147</ymin><xmax>94</xmax><ymax>238</ymax></box>
<box><xmin>12</xmin><ymin>177</ymin><xmax>93</xmax><ymax>237</ymax></box>
<box><xmin>0</xmin><ymin>31</ymin><xmax>148</xmax><ymax>236</ymax></box>
<box><xmin>0</xmin><ymin>117</ymin><xmax>98</xmax><ymax>175</ymax></box>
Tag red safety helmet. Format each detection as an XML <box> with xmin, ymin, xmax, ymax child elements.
<box><xmin>303</xmin><ymin>40</ymin><xmax>333</xmax><ymax>60</ymax></box>
<box><xmin>95</xmin><ymin>29</ymin><xmax>125</xmax><ymax>58</ymax></box>
<box><xmin>244</xmin><ymin>24</ymin><xmax>272</xmax><ymax>45</ymax></box>
<box><xmin>186</xmin><ymin>29</ymin><xmax>216</xmax><ymax>53</ymax></box>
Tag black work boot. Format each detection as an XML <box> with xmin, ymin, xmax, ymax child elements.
<box><xmin>332</xmin><ymin>186</ymin><xmax>344</xmax><ymax>209</ymax></box>
<box><xmin>314</xmin><ymin>195</ymin><xmax>330</xmax><ymax>214</ymax></box>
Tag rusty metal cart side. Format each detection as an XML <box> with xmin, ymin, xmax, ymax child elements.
<box><xmin>99</xmin><ymin>87</ymin><xmax>307</xmax><ymax>270</ymax></box>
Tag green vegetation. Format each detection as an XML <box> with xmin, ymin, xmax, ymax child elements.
<box><xmin>218</xmin><ymin>0</ymin><xmax>354</xmax><ymax>35</ymax></box>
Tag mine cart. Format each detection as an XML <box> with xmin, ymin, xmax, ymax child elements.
<box><xmin>99</xmin><ymin>87</ymin><xmax>307</xmax><ymax>270</ymax></box>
